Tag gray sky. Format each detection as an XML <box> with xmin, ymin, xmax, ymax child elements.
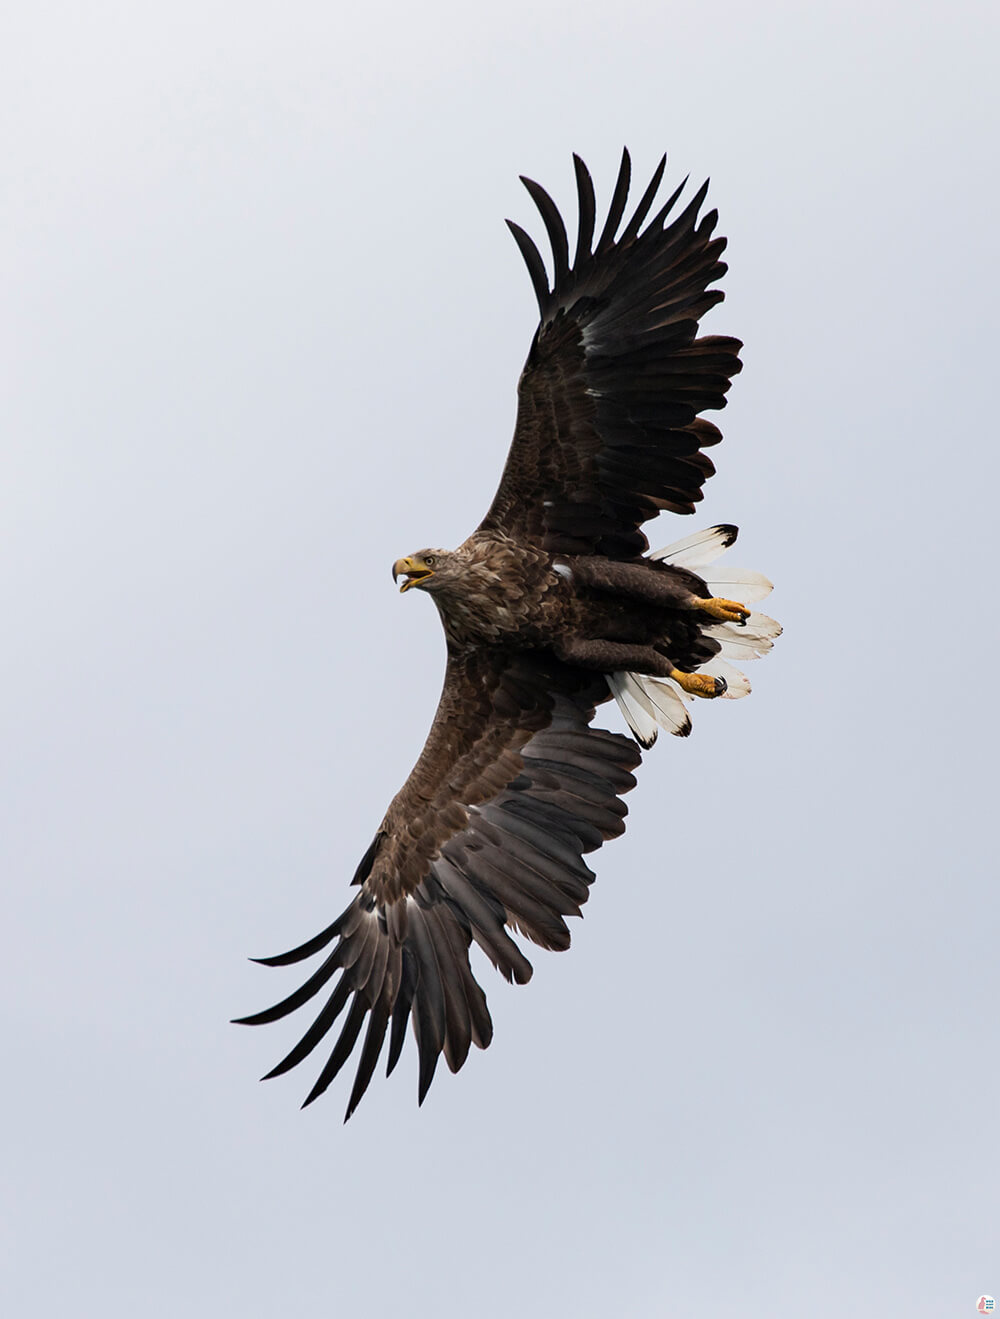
<box><xmin>4</xmin><ymin>1</ymin><xmax>999</xmax><ymax>1315</ymax></box>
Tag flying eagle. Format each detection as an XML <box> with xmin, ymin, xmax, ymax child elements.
<box><xmin>235</xmin><ymin>150</ymin><xmax>780</xmax><ymax>1118</ymax></box>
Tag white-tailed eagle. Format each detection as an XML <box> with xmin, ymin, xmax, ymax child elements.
<box><xmin>235</xmin><ymin>150</ymin><xmax>780</xmax><ymax>1119</ymax></box>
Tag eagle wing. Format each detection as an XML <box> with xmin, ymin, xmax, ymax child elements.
<box><xmin>236</xmin><ymin>650</ymin><xmax>640</xmax><ymax>1119</ymax></box>
<box><xmin>479</xmin><ymin>149</ymin><xmax>743</xmax><ymax>558</ymax></box>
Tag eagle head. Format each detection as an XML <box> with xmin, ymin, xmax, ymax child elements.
<box><xmin>392</xmin><ymin>549</ymin><xmax>455</xmax><ymax>594</ymax></box>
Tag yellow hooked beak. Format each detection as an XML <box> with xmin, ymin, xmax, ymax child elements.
<box><xmin>392</xmin><ymin>556</ymin><xmax>435</xmax><ymax>593</ymax></box>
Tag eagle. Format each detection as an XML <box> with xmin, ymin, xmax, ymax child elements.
<box><xmin>235</xmin><ymin>150</ymin><xmax>780</xmax><ymax>1119</ymax></box>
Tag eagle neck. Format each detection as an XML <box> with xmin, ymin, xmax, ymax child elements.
<box><xmin>432</xmin><ymin>534</ymin><xmax>550</xmax><ymax>648</ymax></box>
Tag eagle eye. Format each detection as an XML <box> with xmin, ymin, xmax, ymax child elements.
<box><xmin>425</xmin><ymin>555</ymin><xmax>436</xmax><ymax>567</ymax></box>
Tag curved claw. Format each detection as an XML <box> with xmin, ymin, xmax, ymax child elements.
<box><xmin>669</xmin><ymin>669</ymin><xmax>727</xmax><ymax>699</ymax></box>
<box><xmin>693</xmin><ymin>596</ymin><xmax>751</xmax><ymax>626</ymax></box>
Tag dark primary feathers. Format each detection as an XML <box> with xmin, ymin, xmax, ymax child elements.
<box><xmin>236</xmin><ymin>152</ymin><xmax>750</xmax><ymax>1118</ymax></box>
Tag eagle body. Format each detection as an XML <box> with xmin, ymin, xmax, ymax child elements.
<box><xmin>405</xmin><ymin>534</ymin><xmax>720</xmax><ymax>673</ymax></box>
<box><xmin>237</xmin><ymin>151</ymin><xmax>781</xmax><ymax>1118</ymax></box>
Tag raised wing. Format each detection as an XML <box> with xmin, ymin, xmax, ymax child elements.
<box><xmin>235</xmin><ymin>651</ymin><xmax>640</xmax><ymax>1119</ymax></box>
<box><xmin>480</xmin><ymin>149</ymin><xmax>742</xmax><ymax>558</ymax></box>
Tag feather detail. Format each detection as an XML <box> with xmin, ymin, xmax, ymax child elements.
<box><xmin>704</xmin><ymin>613</ymin><xmax>781</xmax><ymax>660</ymax></box>
<box><xmin>606</xmin><ymin>672</ymin><xmax>691</xmax><ymax>742</ymax></box>
<box><xmin>699</xmin><ymin>565</ymin><xmax>773</xmax><ymax>605</ymax></box>
<box><xmin>648</xmin><ymin>523</ymin><xmax>739</xmax><ymax>567</ymax></box>
<box><xmin>737</xmin><ymin>610</ymin><xmax>782</xmax><ymax>642</ymax></box>
<box><xmin>606</xmin><ymin>672</ymin><xmax>659</xmax><ymax>747</ymax></box>
<box><xmin>649</xmin><ymin>526</ymin><xmax>775</xmax><ymax>607</ymax></box>
<box><xmin>634</xmin><ymin>675</ymin><xmax>691</xmax><ymax>736</ymax></box>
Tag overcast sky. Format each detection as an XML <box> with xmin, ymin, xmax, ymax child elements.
<box><xmin>4</xmin><ymin>2</ymin><xmax>999</xmax><ymax>1316</ymax></box>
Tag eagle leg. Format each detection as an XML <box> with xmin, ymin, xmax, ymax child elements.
<box><xmin>690</xmin><ymin>596</ymin><xmax>750</xmax><ymax>626</ymax></box>
<box><xmin>555</xmin><ymin>637</ymin><xmax>677</xmax><ymax>676</ymax></box>
<box><xmin>555</xmin><ymin>638</ymin><xmax>724</xmax><ymax>697</ymax></box>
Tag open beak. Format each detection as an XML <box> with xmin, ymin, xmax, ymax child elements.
<box><xmin>392</xmin><ymin>556</ymin><xmax>434</xmax><ymax>593</ymax></box>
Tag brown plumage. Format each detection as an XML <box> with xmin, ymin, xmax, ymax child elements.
<box><xmin>235</xmin><ymin>149</ymin><xmax>779</xmax><ymax>1118</ymax></box>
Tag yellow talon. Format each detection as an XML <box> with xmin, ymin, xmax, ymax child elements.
<box><xmin>669</xmin><ymin>669</ymin><xmax>727</xmax><ymax>698</ymax></box>
<box><xmin>693</xmin><ymin>596</ymin><xmax>750</xmax><ymax>625</ymax></box>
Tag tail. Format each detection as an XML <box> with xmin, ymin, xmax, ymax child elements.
<box><xmin>607</xmin><ymin>525</ymin><xmax>781</xmax><ymax>748</ymax></box>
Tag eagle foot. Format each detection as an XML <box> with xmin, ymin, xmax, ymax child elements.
<box><xmin>669</xmin><ymin>669</ymin><xmax>727</xmax><ymax>699</ymax></box>
<box><xmin>692</xmin><ymin>596</ymin><xmax>750</xmax><ymax>626</ymax></box>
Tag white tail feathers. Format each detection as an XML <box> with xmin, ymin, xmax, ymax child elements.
<box><xmin>704</xmin><ymin>610</ymin><xmax>781</xmax><ymax>661</ymax></box>
<box><xmin>699</xmin><ymin>566</ymin><xmax>774</xmax><ymax>606</ymax></box>
<box><xmin>605</xmin><ymin>673</ymin><xmax>690</xmax><ymax>746</ymax></box>
<box><xmin>648</xmin><ymin>523</ymin><xmax>738</xmax><ymax>568</ymax></box>
<box><xmin>651</xmin><ymin>524</ymin><xmax>774</xmax><ymax>604</ymax></box>
<box><xmin>607</xmin><ymin>526</ymin><xmax>780</xmax><ymax>743</ymax></box>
